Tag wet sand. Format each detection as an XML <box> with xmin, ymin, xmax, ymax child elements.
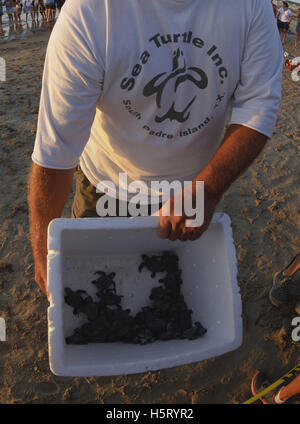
<box><xmin>0</xmin><ymin>21</ymin><xmax>299</xmax><ymax>404</ymax></box>
<box><xmin>0</xmin><ymin>16</ymin><xmax>55</xmax><ymax>43</ymax></box>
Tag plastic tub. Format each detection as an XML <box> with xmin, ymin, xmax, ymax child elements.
<box><xmin>47</xmin><ymin>213</ymin><xmax>242</xmax><ymax>376</ymax></box>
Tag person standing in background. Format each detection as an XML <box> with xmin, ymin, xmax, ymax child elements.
<box><xmin>50</xmin><ymin>0</ymin><xmax>55</xmax><ymax>21</ymax></box>
<box><xmin>15</xmin><ymin>0</ymin><xmax>22</xmax><ymax>23</ymax></box>
<box><xmin>45</xmin><ymin>0</ymin><xmax>55</xmax><ymax>22</ymax></box>
<box><xmin>4</xmin><ymin>0</ymin><xmax>14</xmax><ymax>23</ymax></box>
<box><xmin>277</xmin><ymin>2</ymin><xmax>293</xmax><ymax>44</ymax></box>
<box><xmin>45</xmin><ymin>0</ymin><xmax>51</xmax><ymax>22</ymax></box>
<box><xmin>32</xmin><ymin>0</ymin><xmax>39</xmax><ymax>21</ymax></box>
<box><xmin>24</xmin><ymin>0</ymin><xmax>33</xmax><ymax>22</ymax></box>
<box><xmin>12</xmin><ymin>0</ymin><xmax>18</xmax><ymax>23</ymax></box>
<box><xmin>39</xmin><ymin>0</ymin><xmax>46</xmax><ymax>20</ymax></box>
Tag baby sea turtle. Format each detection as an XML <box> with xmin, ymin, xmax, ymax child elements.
<box><xmin>92</xmin><ymin>271</ymin><xmax>116</xmax><ymax>293</ymax></box>
<box><xmin>138</xmin><ymin>254</ymin><xmax>164</xmax><ymax>278</ymax></box>
<box><xmin>64</xmin><ymin>288</ymin><xmax>99</xmax><ymax>320</ymax></box>
<box><xmin>138</xmin><ymin>251</ymin><xmax>179</xmax><ymax>278</ymax></box>
<box><xmin>64</xmin><ymin>288</ymin><xmax>88</xmax><ymax>314</ymax></box>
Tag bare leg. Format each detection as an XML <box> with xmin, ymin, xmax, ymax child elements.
<box><xmin>278</xmin><ymin>374</ymin><xmax>300</xmax><ymax>401</ymax></box>
<box><xmin>282</xmin><ymin>29</ymin><xmax>287</xmax><ymax>44</ymax></box>
<box><xmin>295</xmin><ymin>33</ymin><xmax>299</xmax><ymax>49</ymax></box>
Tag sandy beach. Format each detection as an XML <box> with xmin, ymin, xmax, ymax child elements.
<box><xmin>0</xmin><ymin>14</ymin><xmax>299</xmax><ymax>404</ymax></box>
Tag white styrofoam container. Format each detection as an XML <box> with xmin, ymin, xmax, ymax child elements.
<box><xmin>47</xmin><ymin>213</ymin><xmax>242</xmax><ymax>377</ymax></box>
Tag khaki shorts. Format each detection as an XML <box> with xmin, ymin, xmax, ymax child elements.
<box><xmin>71</xmin><ymin>167</ymin><xmax>160</xmax><ymax>218</ymax></box>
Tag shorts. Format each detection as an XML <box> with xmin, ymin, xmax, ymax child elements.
<box><xmin>278</xmin><ymin>21</ymin><xmax>289</xmax><ymax>31</ymax></box>
<box><xmin>56</xmin><ymin>0</ymin><xmax>65</xmax><ymax>8</ymax></box>
<box><xmin>71</xmin><ymin>167</ymin><xmax>160</xmax><ymax>218</ymax></box>
<box><xmin>72</xmin><ymin>167</ymin><xmax>133</xmax><ymax>218</ymax></box>
<box><xmin>25</xmin><ymin>6</ymin><xmax>32</xmax><ymax>12</ymax></box>
<box><xmin>46</xmin><ymin>3</ymin><xmax>55</xmax><ymax>9</ymax></box>
<box><xmin>296</xmin><ymin>23</ymin><xmax>300</xmax><ymax>34</ymax></box>
<box><xmin>6</xmin><ymin>7</ymin><xmax>13</xmax><ymax>14</ymax></box>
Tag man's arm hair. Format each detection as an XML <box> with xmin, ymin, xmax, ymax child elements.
<box><xmin>28</xmin><ymin>163</ymin><xmax>75</xmax><ymax>294</ymax></box>
<box><xmin>194</xmin><ymin>124</ymin><xmax>268</xmax><ymax>198</ymax></box>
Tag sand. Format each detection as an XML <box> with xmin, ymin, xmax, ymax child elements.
<box><xmin>0</xmin><ymin>19</ymin><xmax>299</xmax><ymax>404</ymax></box>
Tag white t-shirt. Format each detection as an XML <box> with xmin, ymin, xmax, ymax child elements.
<box><xmin>278</xmin><ymin>7</ymin><xmax>292</xmax><ymax>22</ymax></box>
<box><xmin>32</xmin><ymin>0</ymin><xmax>283</xmax><ymax>195</ymax></box>
<box><xmin>24</xmin><ymin>0</ymin><xmax>32</xmax><ymax>8</ymax></box>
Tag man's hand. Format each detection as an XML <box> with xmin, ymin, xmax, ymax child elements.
<box><xmin>157</xmin><ymin>186</ymin><xmax>220</xmax><ymax>242</ymax></box>
<box><xmin>28</xmin><ymin>164</ymin><xmax>75</xmax><ymax>296</ymax></box>
<box><xmin>157</xmin><ymin>124</ymin><xmax>267</xmax><ymax>242</ymax></box>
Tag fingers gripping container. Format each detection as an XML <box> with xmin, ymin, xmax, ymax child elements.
<box><xmin>47</xmin><ymin>213</ymin><xmax>242</xmax><ymax>377</ymax></box>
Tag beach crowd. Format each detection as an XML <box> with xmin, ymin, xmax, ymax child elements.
<box><xmin>0</xmin><ymin>0</ymin><xmax>65</xmax><ymax>25</ymax></box>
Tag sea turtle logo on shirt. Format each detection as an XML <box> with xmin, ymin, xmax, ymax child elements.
<box><xmin>143</xmin><ymin>49</ymin><xmax>208</xmax><ymax>123</ymax></box>
<box><xmin>120</xmin><ymin>31</ymin><xmax>228</xmax><ymax>139</ymax></box>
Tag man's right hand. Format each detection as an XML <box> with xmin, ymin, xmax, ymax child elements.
<box><xmin>34</xmin><ymin>252</ymin><xmax>48</xmax><ymax>296</ymax></box>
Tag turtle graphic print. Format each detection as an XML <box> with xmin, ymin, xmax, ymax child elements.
<box><xmin>120</xmin><ymin>31</ymin><xmax>228</xmax><ymax>140</ymax></box>
<box><xmin>143</xmin><ymin>48</ymin><xmax>208</xmax><ymax>123</ymax></box>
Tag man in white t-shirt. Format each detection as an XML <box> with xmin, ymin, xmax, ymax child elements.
<box><xmin>277</xmin><ymin>1</ymin><xmax>293</xmax><ymax>44</ymax></box>
<box><xmin>29</xmin><ymin>0</ymin><xmax>283</xmax><ymax>295</ymax></box>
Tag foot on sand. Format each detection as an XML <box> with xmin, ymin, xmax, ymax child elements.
<box><xmin>269</xmin><ymin>254</ymin><xmax>300</xmax><ymax>309</ymax></box>
<box><xmin>251</xmin><ymin>371</ymin><xmax>286</xmax><ymax>404</ymax></box>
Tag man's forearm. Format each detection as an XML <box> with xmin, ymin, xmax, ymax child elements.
<box><xmin>158</xmin><ymin>124</ymin><xmax>268</xmax><ymax>241</ymax></box>
<box><xmin>28</xmin><ymin>163</ymin><xmax>75</xmax><ymax>293</ymax></box>
<box><xmin>194</xmin><ymin>124</ymin><xmax>268</xmax><ymax>199</ymax></box>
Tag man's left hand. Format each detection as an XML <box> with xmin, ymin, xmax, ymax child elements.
<box><xmin>157</xmin><ymin>188</ymin><xmax>220</xmax><ymax>242</ymax></box>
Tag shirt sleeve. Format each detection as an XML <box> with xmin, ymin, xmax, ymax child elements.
<box><xmin>229</xmin><ymin>0</ymin><xmax>283</xmax><ymax>138</ymax></box>
<box><xmin>32</xmin><ymin>0</ymin><xmax>105</xmax><ymax>169</ymax></box>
